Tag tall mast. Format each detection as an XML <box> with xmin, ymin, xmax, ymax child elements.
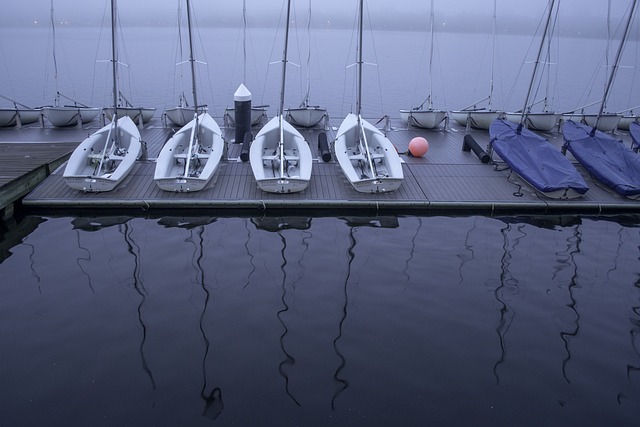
<box><xmin>186</xmin><ymin>0</ymin><xmax>198</xmax><ymax>110</ymax></box>
<box><xmin>594</xmin><ymin>0</ymin><xmax>638</xmax><ymax>132</ymax></box>
<box><xmin>278</xmin><ymin>0</ymin><xmax>293</xmax><ymax>116</ymax></box>
<box><xmin>427</xmin><ymin>0</ymin><xmax>435</xmax><ymax>110</ymax></box>
<box><xmin>110</xmin><ymin>0</ymin><xmax>119</xmax><ymax>115</ymax></box>
<box><xmin>356</xmin><ymin>0</ymin><xmax>364</xmax><ymax>116</ymax></box>
<box><xmin>519</xmin><ymin>0</ymin><xmax>556</xmax><ymax>130</ymax></box>
<box><xmin>243</xmin><ymin>0</ymin><xmax>247</xmax><ymax>83</ymax></box>
<box><xmin>488</xmin><ymin>0</ymin><xmax>496</xmax><ymax>110</ymax></box>
<box><xmin>303</xmin><ymin>0</ymin><xmax>312</xmax><ymax>107</ymax></box>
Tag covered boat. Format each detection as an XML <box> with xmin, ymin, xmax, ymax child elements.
<box><xmin>563</xmin><ymin>120</ymin><xmax>640</xmax><ymax>199</ymax></box>
<box><xmin>490</xmin><ymin>118</ymin><xmax>588</xmax><ymax>198</ymax></box>
<box><xmin>631</xmin><ymin>121</ymin><xmax>640</xmax><ymax>151</ymax></box>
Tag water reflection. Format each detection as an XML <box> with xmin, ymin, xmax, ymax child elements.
<box><xmin>121</xmin><ymin>221</ymin><xmax>157</xmax><ymax>391</ymax></box>
<box><xmin>252</xmin><ymin>217</ymin><xmax>311</xmax><ymax>407</ymax></box>
<box><xmin>492</xmin><ymin>222</ymin><xmax>527</xmax><ymax>385</ymax></box>
<box><xmin>158</xmin><ymin>217</ymin><xmax>223</xmax><ymax>420</ymax></box>
<box><xmin>0</xmin><ymin>216</ymin><xmax>45</xmax><ymax>263</ymax></box>
<box><xmin>457</xmin><ymin>216</ymin><xmax>477</xmax><ymax>286</ymax></box>
<box><xmin>556</xmin><ymin>222</ymin><xmax>582</xmax><ymax>384</ymax></box>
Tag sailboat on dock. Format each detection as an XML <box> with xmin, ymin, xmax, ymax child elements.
<box><xmin>450</xmin><ymin>0</ymin><xmax>502</xmax><ymax>130</ymax></box>
<box><xmin>62</xmin><ymin>0</ymin><xmax>141</xmax><ymax>192</ymax></box>
<box><xmin>334</xmin><ymin>0</ymin><xmax>403</xmax><ymax>193</ymax></box>
<box><xmin>154</xmin><ymin>0</ymin><xmax>224</xmax><ymax>193</ymax></box>
<box><xmin>0</xmin><ymin>95</ymin><xmax>42</xmax><ymax>127</ymax></box>
<box><xmin>562</xmin><ymin>0</ymin><xmax>640</xmax><ymax>200</ymax></box>
<box><xmin>284</xmin><ymin>0</ymin><xmax>327</xmax><ymax>128</ymax></box>
<box><xmin>100</xmin><ymin>1</ymin><xmax>155</xmax><ymax>126</ymax></box>
<box><xmin>489</xmin><ymin>0</ymin><xmax>588</xmax><ymax>199</ymax></box>
<box><xmin>399</xmin><ymin>0</ymin><xmax>447</xmax><ymax>130</ymax></box>
<box><xmin>249</xmin><ymin>0</ymin><xmax>312</xmax><ymax>194</ymax></box>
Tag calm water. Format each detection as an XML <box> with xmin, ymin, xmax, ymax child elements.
<box><xmin>1</xmin><ymin>213</ymin><xmax>640</xmax><ymax>425</ymax></box>
<box><xmin>0</xmin><ymin>23</ymin><xmax>639</xmax><ymax>119</ymax></box>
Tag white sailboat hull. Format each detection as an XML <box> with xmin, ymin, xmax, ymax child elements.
<box><xmin>450</xmin><ymin>110</ymin><xmax>501</xmax><ymax>130</ymax></box>
<box><xmin>154</xmin><ymin>113</ymin><xmax>225</xmax><ymax>192</ymax></box>
<box><xmin>334</xmin><ymin>113</ymin><xmax>404</xmax><ymax>193</ymax></box>
<box><xmin>44</xmin><ymin>106</ymin><xmax>101</xmax><ymax>127</ymax></box>
<box><xmin>285</xmin><ymin>107</ymin><xmax>327</xmax><ymax>128</ymax></box>
<box><xmin>164</xmin><ymin>106</ymin><xmax>207</xmax><ymax>127</ymax></box>
<box><xmin>618</xmin><ymin>115</ymin><xmax>639</xmax><ymax>131</ymax></box>
<box><xmin>400</xmin><ymin>109</ymin><xmax>447</xmax><ymax>129</ymax></box>
<box><xmin>583</xmin><ymin>114</ymin><xmax>622</xmax><ymax>132</ymax></box>
<box><xmin>0</xmin><ymin>109</ymin><xmax>41</xmax><ymax>127</ymax></box>
<box><xmin>504</xmin><ymin>112</ymin><xmax>559</xmax><ymax>132</ymax></box>
<box><xmin>249</xmin><ymin>116</ymin><xmax>312</xmax><ymax>193</ymax></box>
<box><xmin>63</xmin><ymin>116</ymin><xmax>141</xmax><ymax>192</ymax></box>
<box><xmin>103</xmin><ymin>107</ymin><xmax>156</xmax><ymax>125</ymax></box>
<box><xmin>224</xmin><ymin>107</ymin><xmax>267</xmax><ymax>127</ymax></box>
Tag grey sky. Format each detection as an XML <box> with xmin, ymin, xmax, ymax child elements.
<box><xmin>0</xmin><ymin>0</ymin><xmax>632</xmax><ymax>36</ymax></box>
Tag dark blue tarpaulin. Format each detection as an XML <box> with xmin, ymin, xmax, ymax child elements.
<box><xmin>489</xmin><ymin>118</ymin><xmax>589</xmax><ymax>196</ymax></box>
<box><xmin>562</xmin><ymin>120</ymin><xmax>640</xmax><ymax>198</ymax></box>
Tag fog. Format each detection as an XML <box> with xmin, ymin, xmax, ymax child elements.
<box><xmin>0</xmin><ymin>0</ymin><xmax>636</xmax><ymax>37</ymax></box>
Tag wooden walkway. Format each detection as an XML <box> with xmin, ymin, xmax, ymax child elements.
<box><xmin>2</xmin><ymin>116</ymin><xmax>638</xmax><ymax>216</ymax></box>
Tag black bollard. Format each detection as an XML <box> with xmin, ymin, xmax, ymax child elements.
<box><xmin>234</xmin><ymin>84</ymin><xmax>252</xmax><ymax>144</ymax></box>
<box><xmin>240</xmin><ymin>131</ymin><xmax>252</xmax><ymax>162</ymax></box>
<box><xmin>463</xmin><ymin>134</ymin><xmax>490</xmax><ymax>163</ymax></box>
<box><xmin>318</xmin><ymin>132</ymin><xmax>332</xmax><ymax>162</ymax></box>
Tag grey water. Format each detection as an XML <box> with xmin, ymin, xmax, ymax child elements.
<box><xmin>1</xmin><ymin>214</ymin><xmax>640</xmax><ymax>426</ymax></box>
<box><xmin>2</xmin><ymin>16</ymin><xmax>640</xmax><ymax>427</ymax></box>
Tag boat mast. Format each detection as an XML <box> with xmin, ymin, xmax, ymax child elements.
<box><xmin>356</xmin><ymin>0</ymin><xmax>364</xmax><ymax>116</ymax></box>
<box><xmin>278</xmin><ymin>0</ymin><xmax>293</xmax><ymax>117</ymax></box>
<box><xmin>519</xmin><ymin>0</ymin><xmax>556</xmax><ymax>131</ymax></box>
<box><xmin>488</xmin><ymin>0</ymin><xmax>496</xmax><ymax>110</ymax></box>
<box><xmin>427</xmin><ymin>0</ymin><xmax>435</xmax><ymax>110</ymax></box>
<box><xmin>243</xmin><ymin>0</ymin><xmax>247</xmax><ymax>84</ymax></box>
<box><xmin>303</xmin><ymin>0</ymin><xmax>312</xmax><ymax>107</ymax></box>
<box><xmin>594</xmin><ymin>0</ymin><xmax>638</xmax><ymax>133</ymax></box>
<box><xmin>49</xmin><ymin>0</ymin><xmax>60</xmax><ymax>105</ymax></box>
<box><xmin>186</xmin><ymin>0</ymin><xmax>198</xmax><ymax>111</ymax></box>
<box><xmin>110</xmin><ymin>0</ymin><xmax>119</xmax><ymax>117</ymax></box>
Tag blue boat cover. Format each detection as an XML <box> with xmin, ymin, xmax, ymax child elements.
<box><xmin>562</xmin><ymin>120</ymin><xmax>640</xmax><ymax>197</ymax></box>
<box><xmin>631</xmin><ymin>121</ymin><xmax>640</xmax><ymax>151</ymax></box>
<box><xmin>489</xmin><ymin>118</ymin><xmax>589</xmax><ymax>195</ymax></box>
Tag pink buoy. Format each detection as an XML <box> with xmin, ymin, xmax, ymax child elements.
<box><xmin>408</xmin><ymin>137</ymin><xmax>429</xmax><ymax>157</ymax></box>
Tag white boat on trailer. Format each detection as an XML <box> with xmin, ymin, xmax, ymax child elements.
<box><xmin>334</xmin><ymin>0</ymin><xmax>403</xmax><ymax>194</ymax></box>
<box><xmin>63</xmin><ymin>116</ymin><xmax>141</xmax><ymax>192</ymax></box>
<box><xmin>155</xmin><ymin>113</ymin><xmax>224</xmax><ymax>192</ymax></box>
<box><xmin>63</xmin><ymin>0</ymin><xmax>141</xmax><ymax>192</ymax></box>
<box><xmin>155</xmin><ymin>0</ymin><xmax>224</xmax><ymax>193</ymax></box>
<box><xmin>249</xmin><ymin>0</ymin><xmax>312</xmax><ymax>194</ymax></box>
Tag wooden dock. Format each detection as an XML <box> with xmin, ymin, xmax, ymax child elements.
<box><xmin>1</xmin><ymin>116</ymin><xmax>639</xmax><ymax>216</ymax></box>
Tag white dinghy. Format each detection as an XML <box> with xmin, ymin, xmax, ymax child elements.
<box><xmin>285</xmin><ymin>0</ymin><xmax>327</xmax><ymax>128</ymax></box>
<box><xmin>63</xmin><ymin>0</ymin><xmax>141</xmax><ymax>192</ymax></box>
<box><xmin>400</xmin><ymin>0</ymin><xmax>447</xmax><ymax>130</ymax></box>
<box><xmin>334</xmin><ymin>0</ymin><xmax>403</xmax><ymax>193</ymax></box>
<box><xmin>63</xmin><ymin>115</ymin><xmax>141</xmax><ymax>192</ymax></box>
<box><xmin>249</xmin><ymin>0</ymin><xmax>312</xmax><ymax>193</ymax></box>
<box><xmin>155</xmin><ymin>0</ymin><xmax>224</xmax><ymax>192</ymax></box>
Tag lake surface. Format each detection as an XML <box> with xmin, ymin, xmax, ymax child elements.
<box><xmin>1</xmin><ymin>213</ymin><xmax>640</xmax><ymax>425</ymax></box>
<box><xmin>0</xmin><ymin>23</ymin><xmax>638</xmax><ymax>119</ymax></box>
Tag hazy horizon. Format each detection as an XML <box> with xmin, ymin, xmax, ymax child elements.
<box><xmin>0</xmin><ymin>0</ymin><xmax>636</xmax><ymax>38</ymax></box>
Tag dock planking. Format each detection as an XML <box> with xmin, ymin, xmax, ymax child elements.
<box><xmin>2</xmin><ymin>116</ymin><xmax>638</xmax><ymax>216</ymax></box>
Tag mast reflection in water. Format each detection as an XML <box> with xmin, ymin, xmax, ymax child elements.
<box><xmin>1</xmin><ymin>214</ymin><xmax>640</xmax><ymax>425</ymax></box>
